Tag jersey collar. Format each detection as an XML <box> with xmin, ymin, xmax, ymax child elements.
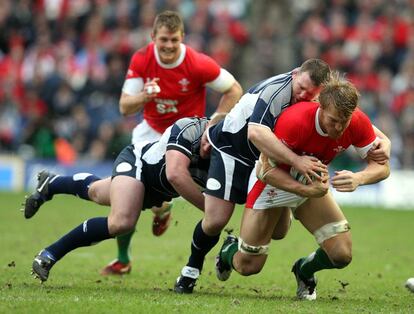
<box><xmin>154</xmin><ymin>43</ymin><xmax>186</xmax><ymax>69</ymax></box>
<box><xmin>315</xmin><ymin>108</ymin><xmax>328</xmax><ymax>137</ymax></box>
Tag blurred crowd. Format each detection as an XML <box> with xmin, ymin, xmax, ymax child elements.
<box><xmin>1</xmin><ymin>0</ymin><xmax>413</xmax><ymax>169</ymax></box>
<box><xmin>0</xmin><ymin>0</ymin><xmax>250</xmax><ymax>163</ymax></box>
<box><xmin>293</xmin><ymin>0</ymin><xmax>414</xmax><ymax>169</ymax></box>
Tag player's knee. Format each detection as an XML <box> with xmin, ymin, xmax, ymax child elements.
<box><xmin>87</xmin><ymin>182</ymin><xmax>99</xmax><ymax>202</ymax></box>
<box><xmin>235</xmin><ymin>237</ymin><xmax>269</xmax><ymax>275</ymax></box>
<box><xmin>203</xmin><ymin>218</ymin><xmax>228</xmax><ymax>235</ymax></box>
<box><xmin>329</xmin><ymin>245</ymin><xmax>352</xmax><ymax>269</ymax></box>
<box><xmin>108</xmin><ymin>215</ymin><xmax>136</xmax><ymax>236</ymax></box>
<box><xmin>271</xmin><ymin>228</ymin><xmax>289</xmax><ymax>240</ymax></box>
<box><xmin>237</xmin><ymin>257</ymin><xmax>264</xmax><ymax>276</ymax></box>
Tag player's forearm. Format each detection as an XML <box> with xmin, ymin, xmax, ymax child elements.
<box><xmin>119</xmin><ymin>93</ymin><xmax>147</xmax><ymax>116</ymax></box>
<box><xmin>372</xmin><ymin>125</ymin><xmax>390</xmax><ymax>143</ymax></box>
<box><xmin>262</xmin><ymin>167</ymin><xmax>309</xmax><ymax>197</ymax></box>
<box><xmin>373</xmin><ymin>125</ymin><xmax>391</xmax><ymax>154</ymax></box>
<box><xmin>168</xmin><ymin>172</ymin><xmax>205</xmax><ymax>211</ymax></box>
<box><xmin>248</xmin><ymin>125</ymin><xmax>299</xmax><ymax>167</ymax></box>
<box><xmin>355</xmin><ymin>160</ymin><xmax>390</xmax><ymax>186</ymax></box>
<box><xmin>171</xmin><ymin>177</ymin><xmax>204</xmax><ymax>211</ymax></box>
<box><xmin>215</xmin><ymin>81</ymin><xmax>243</xmax><ymax>113</ymax></box>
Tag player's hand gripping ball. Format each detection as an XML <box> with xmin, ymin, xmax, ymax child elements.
<box><xmin>145</xmin><ymin>85</ymin><xmax>161</xmax><ymax>94</ymax></box>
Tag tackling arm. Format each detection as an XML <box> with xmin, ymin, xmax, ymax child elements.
<box><xmin>331</xmin><ymin>159</ymin><xmax>390</xmax><ymax>192</ymax></box>
<box><xmin>257</xmin><ymin>154</ymin><xmax>329</xmax><ymax>198</ymax></box>
<box><xmin>248</xmin><ymin>124</ymin><xmax>328</xmax><ymax>182</ymax></box>
<box><xmin>213</xmin><ymin>81</ymin><xmax>243</xmax><ymax>115</ymax></box>
<box><xmin>165</xmin><ymin>149</ymin><xmax>205</xmax><ymax>211</ymax></box>
<box><xmin>367</xmin><ymin>125</ymin><xmax>391</xmax><ymax>165</ymax></box>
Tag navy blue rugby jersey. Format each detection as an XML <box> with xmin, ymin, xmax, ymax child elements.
<box><xmin>140</xmin><ymin>117</ymin><xmax>210</xmax><ymax>198</ymax></box>
<box><xmin>208</xmin><ymin>71</ymin><xmax>293</xmax><ymax>166</ymax></box>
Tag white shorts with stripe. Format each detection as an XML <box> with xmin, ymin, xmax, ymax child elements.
<box><xmin>246</xmin><ymin>164</ymin><xmax>307</xmax><ymax>210</ymax></box>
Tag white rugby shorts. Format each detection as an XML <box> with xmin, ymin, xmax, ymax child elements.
<box><xmin>246</xmin><ymin>164</ymin><xmax>307</xmax><ymax>210</ymax></box>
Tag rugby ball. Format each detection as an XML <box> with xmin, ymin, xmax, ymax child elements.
<box><xmin>406</xmin><ymin>278</ymin><xmax>414</xmax><ymax>292</ymax></box>
<box><xmin>290</xmin><ymin>167</ymin><xmax>310</xmax><ymax>184</ymax></box>
<box><xmin>146</xmin><ymin>85</ymin><xmax>161</xmax><ymax>94</ymax></box>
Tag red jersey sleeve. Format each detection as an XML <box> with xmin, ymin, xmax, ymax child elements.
<box><xmin>193</xmin><ymin>52</ymin><xmax>221</xmax><ymax>84</ymax></box>
<box><xmin>350</xmin><ymin>108</ymin><xmax>376</xmax><ymax>148</ymax></box>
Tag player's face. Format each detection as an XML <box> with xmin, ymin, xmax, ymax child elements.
<box><xmin>319</xmin><ymin>104</ymin><xmax>352</xmax><ymax>139</ymax></box>
<box><xmin>152</xmin><ymin>26</ymin><xmax>183</xmax><ymax>64</ymax></box>
<box><xmin>200</xmin><ymin>130</ymin><xmax>211</xmax><ymax>159</ymax></box>
<box><xmin>291</xmin><ymin>71</ymin><xmax>322</xmax><ymax>104</ymax></box>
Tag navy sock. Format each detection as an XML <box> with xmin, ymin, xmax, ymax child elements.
<box><xmin>48</xmin><ymin>173</ymin><xmax>100</xmax><ymax>200</ymax></box>
<box><xmin>46</xmin><ymin>217</ymin><xmax>112</xmax><ymax>261</ymax></box>
<box><xmin>187</xmin><ymin>220</ymin><xmax>220</xmax><ymax>271</ymax></box>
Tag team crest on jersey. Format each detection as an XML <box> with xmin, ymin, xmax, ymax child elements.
<box><xmin>178</xmin><ymin>78</ymin><xmax>190</xmax><ymax>92</ymax></box>
<box><xmin>266</xmin><ymin>189</ymin><xmax>277</xmax><ymax>198</ymax></box>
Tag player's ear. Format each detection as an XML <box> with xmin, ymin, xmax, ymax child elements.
<box><xmin>151</xmin><ymin>31</ymin><xmax>156</xmax><ymax>41</ymax></box>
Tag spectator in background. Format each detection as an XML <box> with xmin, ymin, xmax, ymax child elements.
<box><xmin>0</xmin><ymin>1</ymin><xmax>250</xmax><ymax>161</ymax></box>
<box><xmin>292</xmin><ymin>0</ymin><xmax>413</xmax><ymax>169</ymax></box>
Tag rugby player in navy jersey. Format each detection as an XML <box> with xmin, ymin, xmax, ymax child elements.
<box><xmin>173</xmin><ymin>59</ymin><xmax>391</xmax><ymax>294</ymax></box>
<box><xmin>28</xmin><ymin>115</ymin><xmax>224</xmax><ymax>282</ymax></box>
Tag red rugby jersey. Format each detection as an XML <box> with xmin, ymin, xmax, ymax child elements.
<box><xmin>125</xmin><ymin>43</ymin><xmax>221</xmax><ymax>133</ymax></box>
<box><xmin>274</xmin><ymin>101</ymin><xmax>376</xmax><ymax>168</ymax></box>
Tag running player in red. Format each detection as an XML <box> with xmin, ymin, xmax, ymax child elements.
<box><xmin>216</xmin><ymin>75</ymin><xmax>390</xmax><ymax>300</ymax></box>
<box><xmin>24</xmin><ymin>11</ymin><xmax>242</xmax><ymax>276</ymax></box>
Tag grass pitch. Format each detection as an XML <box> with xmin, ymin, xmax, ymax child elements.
<box><xmin>0</xmin><ymin>191</ymin><xmax>413</xmax><ymax>313</ymax></box>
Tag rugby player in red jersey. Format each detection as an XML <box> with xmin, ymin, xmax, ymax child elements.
<box><xmin>216</xmin><ymin>75</ymin><xmax>390</xmax><ymax>300</ymax></box>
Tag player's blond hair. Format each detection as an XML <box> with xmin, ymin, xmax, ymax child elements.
<box><xmin>153</xmin><ymin>11</ymin><xmax>184</xmax><ymax>35</ymax></box>
<box><xmin>299</xmin><ymin>58</ymin><xmax>331</xmax><ymax>87</ymax></box>
<box><xmin>319</xmin><ymin>72</ymin><xmax>359</xmax><ymax>118</ymax></box>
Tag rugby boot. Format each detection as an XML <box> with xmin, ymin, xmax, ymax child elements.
<box><xmin>174</xmin><ymin>266</ymin><xmax>199</xmax><ymax>294</ymax></box>
<box><xmin>215</xmin><ymin>234</ymin><xmax>238</xmax><ymax>281</ymax></box>
<box><xmin>152</xmin><ymin>203</ymin><xmax>172</xmax><ymax>236</ymax></box>
<box><xmin>100</xmin><ymin>259</ymin><xmax>132</xmax><ymax>276</ymax></box>
<box><xmin>32</xmin><ymin>250</ymin><xmax>56</xmax><ymax>282</ymax></box>
<box><xmin>291</xmin><ymin>258</ymin><xmax>317</xmax><ymax>300</ymax></box>
<box><xmin>24</xmin><ymin>170</ymin><xmax>57</xmax><ymax>219</ymax></box>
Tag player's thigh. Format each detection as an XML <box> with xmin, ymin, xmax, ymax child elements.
<box><xmin>89</xmin><ymin>177</ymin><xmax>111</xmax><ymax>205</ymax></box>
<box><xmin>109</xmin><ymin>144</ymin><xmax>146</xmax><ymax>225</ymax></box>
<box><xmin>236</xmin><ymin>207</ymin><xmax>283</xmax><ymax>268</ymax></box>
<box><xmin>272</xmin><ymin>207</ymin><xmax>292</xmax><ymax>240</ymax></box>
<box><xmin>109</xmin><ymin>175</ymin><xmax>145</xmax><ymax>224</ymax></box>
<box><xmin>240</xmin><ymin>207</ymin><xmax>284</xmax><ymax>246</ymax></box>
<box><xmin>295</xmin><ymin>192</ymin><xmax>346</xmax><ymax>234</ymax></box>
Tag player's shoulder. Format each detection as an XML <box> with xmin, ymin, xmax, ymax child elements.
<box><xmin>131</xmin><ymin>43</ymin><xmax>153</xmax><ymax>61</ymax></box>
<box><xmin>350</xmin><ymin>107</ymin><xmax>372</xmax><ymax>126</ymax></box>
<box><xmin>353</xmin><ymin>107</ymin><xmax>370</xmax><ymax>119</ymax></box>
<box><xmin>185</xmin><ymin>44</ymin><xmax>218</xmax><ymax>66</ymax></box>
<box><xmin>174</xmin><ymin>116</ymin><xmax>208</xmax><ymax>128</ymax></box>
<box><xmin>277</xmin><ymin>102</ymin><xmax>317</xmax><ymax>131</ymax></box>
<box><xmin>172</xmin><ymin>117</ymin><xmax>208</xmax><ymax>141</ymax></box>
<box><xmin>284</xmin><ymin>101</ymin><xmax>318</xmax><ymax>116</ymax></box>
